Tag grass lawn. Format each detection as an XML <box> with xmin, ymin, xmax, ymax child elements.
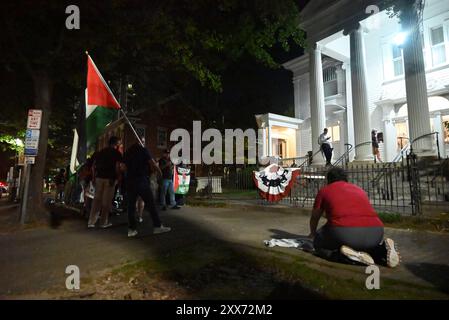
<box><xmin>77</xmin><ymin>240</ymin><xmax>448</xmax><ymax>300</ymax></box>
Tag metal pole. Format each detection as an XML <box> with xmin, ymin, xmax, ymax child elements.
<box><xmin>119</xmin><ymin>109</ymin><xmax>143</xmax><ymax>147</ymax></box>
<box><xmin>20</xmin><ymin>163</ymin><xmax>31</xmax><ymax>224</ymax></box>
<box><xmin>436</xmin><ymin>132</ymin><xmax>441</xmax><ymax>160</ymax></box>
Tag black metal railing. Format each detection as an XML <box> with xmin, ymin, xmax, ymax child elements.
<box><xmin>332</xmin><ymin>141</ymin><xmax>371</xmax><ymax>168</ymax></box>
<box><xmin>410</xmin><ymin>132</ymin><xmax>441</xmax><ymax>160</ymax></box>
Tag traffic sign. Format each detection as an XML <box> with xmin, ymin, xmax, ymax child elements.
<box><xmin>24</xmin><ymin>129</ymin><xmax>40</xmax><ymax>156</ymax></box>
<box><xmin>25</xmin><ymin>157</ymin><xmax>35</xmax><ymax>164</ymax></box>
<box><xmin>27</xmin><ymin>109</ymin><xmax>42</xmax><ymax>129</ymax></box>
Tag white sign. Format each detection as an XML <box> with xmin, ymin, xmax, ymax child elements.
<box><xmin>27</xmin><ymin>109</ymin><xmax>42</xmax><ymax>129</ymax></box>
<box><xmin>24</xmin><ymin>129</ymin><xmax>40</xmax><ymax>156</ymax></box>
<box><xmin>25</xmin><ymin>157</ymin><xmax>35</xmax><ymax>164</ymax></box>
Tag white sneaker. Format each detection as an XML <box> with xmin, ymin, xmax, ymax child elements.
<box><xmin>384</xmin><ymin>238</ymin><xmax>400</xmax><ymax>268</ymax></box>
<box><xmin>87</xmin><ymin>224</ymin><xmax>96</xmax><ymax>228</ymax></box>
<box><xmin>138</xmin><ymin>217</ymin><xmax>143</xmax><ymax>223</ymax></box>
<box><xmin>153</xmin><ymin>226</ymin><xmax>171</xmax><ymax>234</ymax></box>
<box><xmin>128</xmin><ymin>229</ymin><xmax>138</xmax><ymax>238</ymax></box>
<box><xmin>340</xmin><ymin>245</ymin><xmax>375</xmax><ymax>266</ymax></box>
<box><xmin>100</xmin><ymin>223</ymin><xmax>113</xmax><ymax>229</ymax></box>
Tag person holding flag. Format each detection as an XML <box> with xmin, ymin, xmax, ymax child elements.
<box><xmin>84</xmin><ymin>52</ymin><xmax>165</xmax><ymax>234</ymax></box>
<box><xmin>123</xmin><ymin>138</ymin><xmax>171</xmax><ymax>237</ymax></box>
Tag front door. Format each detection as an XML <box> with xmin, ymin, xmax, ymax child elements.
<box><xmin>272</xmin><ymin>138</ymin><xmax>287</xmax><ymax>158</ymax></box>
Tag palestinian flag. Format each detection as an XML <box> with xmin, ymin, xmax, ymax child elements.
<box><xmin>86</xmin><ymin>54</ymin><xmax>121</xmax><ymax>152</ymax></box>
<box><xmin>173</xmin><ymin>165</ymin><xmax>191</xmax><ymax>195</ymax></box>
<box><xmin>253</xmin><ymin>164</ymin><xmax>300</xmax><ymax>202</ymax></box>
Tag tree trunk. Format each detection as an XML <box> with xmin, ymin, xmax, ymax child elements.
<box><xmin>26</xmin><ymin>70</ymin><xmax>53</xmax><ymax>222</ymax></box>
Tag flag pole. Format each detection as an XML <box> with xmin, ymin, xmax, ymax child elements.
<box><xmin>119</xmin><ymin>109</ymin><xmax>144</xmax><ymax>147</ymax></box>
<box><xmin>86</xmin><ymin>51</ymin><xmax>143</xmax><ymax>147</ymax></box>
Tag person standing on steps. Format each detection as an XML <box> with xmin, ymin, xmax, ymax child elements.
<box><xmin>372</xmin><ymin>129</ymin><xmax>382</xmax><ymax>163</ymax></box>
<box><xmin>318</xmin><ymin>128</ymin><xmax>333</xmax><ymax>166</ymax></box>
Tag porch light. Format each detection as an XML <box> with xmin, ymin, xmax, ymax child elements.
<box><xmin>393</xmin><ymin>32</ymin><xmax>407</xmax><ymax>46</ymax></box>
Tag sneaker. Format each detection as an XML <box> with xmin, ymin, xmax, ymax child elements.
<box><xmin>128</xmin><ymin>229</ymin><xmax>138</xmax><ymax>237</ymax></box>
<box><xmin>171</xmin><ymin>205</ymin><xmax>181</xmax><ymax>210</ymax></box>
<box><xmin>100</xmin><ymin>223</ymin><xmax>113</xmax><ymax>229</ymax></box>
<box><xmin>87</xmin><ymin>224</ymin><xmax>96</xmax><ymax>228</ymax></box>
<box><xmin>138</xmin><ymin>217</ymin><xmax>143</xmax><ymax>223</ymax></box>
<box><xmin>384</xmin><ymin>238</ymin><xmax>400</xmax><ymax>268</ymax></box>
<box><xmin>153</xmin><ymin>226</ymin><xmax>171</xmax><ymax>234</ymax></box>
<box><xmin>340</xmin><ymin>245</ymin><xmax>375</xmax><ymax>266</ymax></box>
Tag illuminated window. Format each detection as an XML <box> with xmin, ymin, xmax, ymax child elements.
<box><xmin>431</xmin><ymin>26</ymin><xmax>446</xmax><ymax>66</ymax></box>
<box><xmin>329</xmin><ymin>125</ymin><xmax>340</xmax><ymax>142</ymax></box>
<box><xmin>443</xmin><ymin>116</ymin><xmax>449</xmax><ymax>143</ymax></box>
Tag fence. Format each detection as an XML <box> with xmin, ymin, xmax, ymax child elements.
<box><xmin>278</xmin><ymin>157</ymin><xmax>449</xmax><ymax>215</ymax></box>
<box><xmin>191</xmin><ymin>155</ymin><xmax>449</xmax><ymax>215</ymax></box>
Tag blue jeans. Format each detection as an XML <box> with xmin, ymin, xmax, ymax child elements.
<box><xmin>160</xmin><ymin>179</ymin><xmax>176</xmax><ymax>207</ymax></box>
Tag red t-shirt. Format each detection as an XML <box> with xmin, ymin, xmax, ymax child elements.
<box><xmin>313</xmin><ymin>181</ymin><xmax>383</xmax><ymax>227</ymax></box>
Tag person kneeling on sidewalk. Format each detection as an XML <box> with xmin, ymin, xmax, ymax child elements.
<box><xmin>308</xmin><ymin>167</ymin><xmax>400</xmax><ymax>268</ymax></box>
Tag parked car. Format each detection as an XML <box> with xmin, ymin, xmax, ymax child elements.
<box><xmin>0</xmin><ymin>181</ymin><xmax>8</xmax><ymax>193</ymax></box>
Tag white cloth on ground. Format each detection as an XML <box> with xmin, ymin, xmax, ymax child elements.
<box><xmin>263</xmin><ymin>238</ymin><xmax>315</xmax><ymax>252</ymax></box>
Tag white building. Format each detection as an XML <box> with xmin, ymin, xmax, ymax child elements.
<box><xmin>256</xmin><ymin>0</ymin><xmax>449</xmax><ymax>164</ymax></box>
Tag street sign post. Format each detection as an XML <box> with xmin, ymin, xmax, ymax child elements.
<box><xmin>20</xmin><ymin>109</ymin><xmax>42</xmax><ymax>224</ymax></box>
<box><xmin>24</xmin><ymin>129</ymin><xmax>40</xmax><ymax>156</ymax></box>
<box><xmin>26</xmin><ymin>109</ymin><xmax>42</xmax><ymax>129</ymax></box>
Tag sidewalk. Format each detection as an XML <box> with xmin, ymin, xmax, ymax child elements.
<box><xmin>0</xmin><ymin>202</ymin><xmax>448</xmax><ymax>299</ymax></box>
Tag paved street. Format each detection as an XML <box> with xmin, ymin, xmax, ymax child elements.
<box><xmin>0</xmin><ymin>203</ymin><xmax>448</xmax><ymax>298</ymax></box>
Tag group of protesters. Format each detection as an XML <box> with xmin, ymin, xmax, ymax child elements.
<box><xmin>79</xmin><ymin>136</ymin><xmax>181</xmax><ymax>238</ymax></box>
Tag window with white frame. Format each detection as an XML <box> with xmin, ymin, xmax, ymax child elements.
<box><xmin>431</xmin><ymin>26</ymin><xmax>446</xmax><ymax>66</ymax></box>
<box><xmin>323</xmin><ymin>66</ymin><xmax>338</xmax><ymax>96</ymax></box>
<box><xmin>328</xmin><ymin>125</ymin><xmax>340</xmax><ymax>142</ymax></box>
<box><xmin>392</xmin><ymin>45</ymin><xmax>404</xmax><ymax>77</ymax></box>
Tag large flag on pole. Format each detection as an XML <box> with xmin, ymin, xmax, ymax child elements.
<box><xmin>85</xmin><ymin>89</ymin><xmax>116</xmax><ymax>152</ymax></box>
<box><xmin>87</xmin><ymin>54</ymin><xmax>121</xmax><ymax>109</ymax></box>
<box><xmin>85</xmin><ymin>54</ymin><xmax>121</xmax><ymax>153</ymax></box>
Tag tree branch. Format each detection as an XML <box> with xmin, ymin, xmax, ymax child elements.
<box><xmin>2</xmin><ymin>14</ymin><xmax>35</xmax><ymax>77</ymax></box>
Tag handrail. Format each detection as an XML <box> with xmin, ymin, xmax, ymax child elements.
<box><xmin>430</xmin><ymin>157</ymin><xmax>449</xmax><ymax>184</ymax></box>
<box><xmin>410</xmin><ymin>131</ymin><xmax>440</xmax><ymax>160</ymax></box>
<box><xmin>372</xmin><ymin>142</ymin><xmax>410</xmax><ymax>186</ymax></box>
<box><xmin>279</xmin><ymin>155</ymin><xmax>308</xmax><ymax>164</ymax></box>
<box><xmin>307</xmin><ymin>149</ymin><xmax>324</xmax><ymax>165</ymax></box>
<box><xmin>392</xmin><ymin>142</ymin><xmax>410</xmax><ymax>163</ymax></box>
<box><xmin>332</xmin><ymin>141</ymin><xmax>371</xmax><ymax>167</ymax></box>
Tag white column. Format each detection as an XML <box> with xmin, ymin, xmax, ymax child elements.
<box><xmin>401</xmin><ymin>4</ymin><xmax>432</xmax><ymax>155</ymax></box>
<box><xmin>381</xmin><ymin>104</ymin><xmax>397</xmax><ymax>162</ymax></box>
<box><xmin>267</xmin><ymin>125</ymin><xmax>272</xmax><ymax>156</ymax></box>
<box><xmin>293</xmin><ymin>77</ymin><xmax>301</xmax><ymax>119</ymax></box>
<box><xmin>432</xmin><ymin>112</ymin><xmax>445</xmax><ymax>158</ymax></box>
<box><xmin>342</xmin><ymin>62</ymin><xmax>355</xmax><ymax>161</ymax></box>
<box><xmin>309</xmin><ymin>43</ymin><xmax>326</xmax><ymax>165</ymax></box>
<box><xmin>262</xmin><ymin>127</ymin><xmax>267</xmax><ymax>157</ymax></box>
<box><xmin>345</xmin><ymin>23</ymin><xmax>372</xmax><ymax>161</ymax></box>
